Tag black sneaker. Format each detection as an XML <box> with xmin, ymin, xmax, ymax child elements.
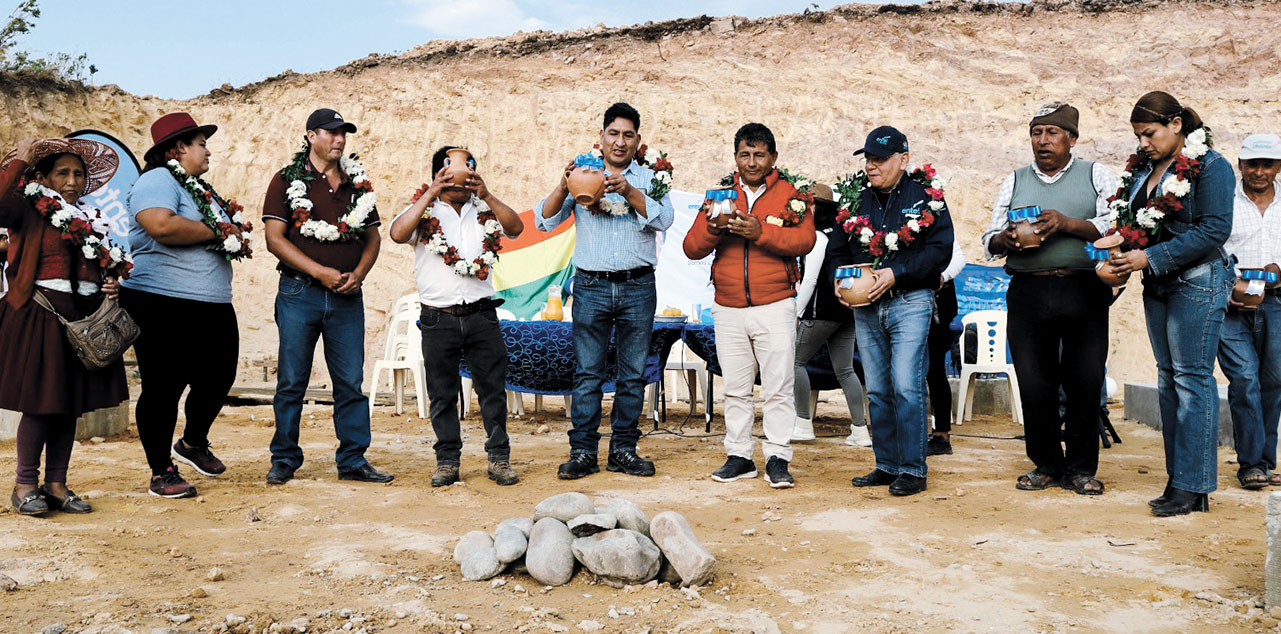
<box><xmin>171</xmin><ymin>440</ymin><xmax>227</xmax><ymax>477</ymax></box>
<box><xmin>606</xmin><ymin>450</ymin><xmax>656</xmax><ymax>477</ymax></box>
<box><xmin>764</xmin><ymin>456</ymin><xmax>794</xmax><ymax>489</ymax></box>
<box><xmin>927</xmin><ymin>434</ymin><xmax>953</xmax><ymax>456</ymax></box>
<box><xmin>711</xmin><ymin>456</ymin><xmax>757</xmax><ymax>483</ymax></box>
<box><xmin>851</xmin><ymin>469</ymin><xmax>897</xmax><ymax>487</ymax></box>
<box><xmin>557</xmin><ymin>454</ymin><xmax>600</xmax><ymax>480</ymax></box>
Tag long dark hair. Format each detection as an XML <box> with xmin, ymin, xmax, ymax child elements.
<box><xmin>1129</xmin><ymin>91</ymin><xmax>1207</xmax><ymax>139</ymax></box>
<box><xmin>143</xmin><ymin>130</ymin><xmax>205</xmax><ymax>173</ymax></box>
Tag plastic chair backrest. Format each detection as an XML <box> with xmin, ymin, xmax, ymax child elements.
<box><xmin>496</xmin><ymin>308</ymin><xmax>516</xmax><ymax>320</ymax></box>
<box><xmin>960</xmin><ymin>309</ymin><xmax>1011</xmax><ymax>370</ymax></box>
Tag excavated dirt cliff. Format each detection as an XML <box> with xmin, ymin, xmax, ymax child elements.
<box><xmin>2</xmin><ymin>0</ymin><xmax>1279</xmax><ymax>384</ymax></box>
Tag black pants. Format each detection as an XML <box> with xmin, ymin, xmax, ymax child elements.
<box><xmin>120</xmin><ymin>287</ymin><xmax>239</xmax><ymax>476</ymax></box>
<box><xmin>928</xmin><ymin>281</ymin><xmax>959</xmax><ymax>433</ymax></box>
<box><xmin>1006</xmin><ymin>273</ymin><xmax>1110</xmax><ymax>478</ymax></box>
<box><xmin>419</xmin><ymin>307</ymin><xmax>509</xmax><ymax>465</ymax></box>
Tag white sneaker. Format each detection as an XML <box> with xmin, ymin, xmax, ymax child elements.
<box><xmin>844</xmin><ymin>425</ymin><xmax>872</xmax><ymax>447</ymax></box>
<box><xmin>790</xmin><ymin>417</ymin><xmax>815</xmax><ymax>442</ymax></box>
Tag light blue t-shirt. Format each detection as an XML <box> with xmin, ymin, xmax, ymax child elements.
<box><xmin>120</xmin><ymin>168</ymin><xmax>233</xmax><ymax>303</ymax></box>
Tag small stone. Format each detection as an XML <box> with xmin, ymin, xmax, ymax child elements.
<box><xmin>41</xmin><ymin>626</ymin><xmax>67</xmax><ymax>634</ymax></box>
<box><xmin>246</xmin><ymin>507</ymin><xmax>261</xmax><ymax>522</ymax></box>
<box><xmin>169</xmin><ymin>614</ymin><xmax>193</xmax><ymax>624</ymax></box>
<box><xmin>169</xmin><ymin>547</ymin><xmax>182</xmax><ymax>557</ymax></box>
<box><xmin>607</xmin><ymin>607</ymin><xmax>619</xmax><ymax>619</ymax></box>
<box><xmin>741</xmin><ymin>529</ymin><xmax>756</xmax><ymax>536</ymax></box>
<box><xmin>90</xmin><ymin>436</ymin><xmax>105</xmax><ymax>443</ymax></box>
<box><xmin>455</xmin><ymin>613</ymin><xmax>470</xmax><ymax>621</ymax></box>
<box><xmin>514</xmin><ymin>583</ymin><xmax>527</xmax><ymax>593</ymax></box>
<box><xmin>536</xmin><ymin>425</ymin><xmax>550</xmax><ymax>434</ymax></box>
<box><xmin>189</xmin><ymin>587</ymin><xmax>209</xmax><ymax>598</ymax></box>
<box><xmin>577</xmin><ymin>620</ymin><xmax>604</xmax><ymax>632</ymax></box>
<box><xmin>533</xmin><ymin>492</ymin><xmax>595</xmax><ymax>523</ymax></box>
<box><xmin>338</xmin><ymin>608</ymin><xmax>353</xmax><ymax>618</ymax></box>
<box><xmin>0</xmin><ymin>574</ymin><xmax>18</xmax><ymax>591</ymax></box>
<box><xmin>491</xmin><ymin>578</ymin><xmax>507</xmax><ymax>588</ymax></box>
<box><xmin>226</xmin><ymin>614</ymin><xmax>247</xmax><ymax>625</ymax></box>
<box><xmin>207</xmin><ymin>567</ymin><xmax>225</xmax><ymax>582</ymax></box>
<box><xmin>432</xmin><ymin>574</ymin><xmax>446</xmax><ymax>581</ymax></box>
<box><xmin>1271</xmin><ymin>606</ymin><xmax>1281</xmax><ymax>619</ymax></box>
<box><xmin>151</xmin><ymin>628</ymin><xmax>178</xmax><ymax>634</ymax></box>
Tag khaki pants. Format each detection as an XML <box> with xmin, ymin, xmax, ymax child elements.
<box><xmin>712</xmin><ymin>298</ymin><xmax>797</xmax><ymax>462</ymax></box>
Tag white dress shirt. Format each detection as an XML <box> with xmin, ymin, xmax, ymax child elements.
<box><xmin>394</xmin><ymin>197</ymin><xmax>498</xmax><ymax>308</ymax></box>
<box><xmin>1225</xmin><ymin>177</ymin><xmax>1281</xmax><ymax>274</ymax></box>
<box><xmin>742</xmin><ymin>181</ymin><xmax>768</xmax><ymax>212</ymax></box>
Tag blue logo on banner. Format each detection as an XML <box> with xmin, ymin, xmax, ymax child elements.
<box><xmin>67</xmin><ymin>129</ymin><xmax>140</xmax><ymax>246</ymax></box>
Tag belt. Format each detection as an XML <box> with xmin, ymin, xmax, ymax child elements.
<box><xmin>1023</xmin><ymin>268</ymin><xmax>1090</xmax><ymax>277</ymax></box>
<box><xmin>577</xmin><ymin>266</ymin><xmax>654</xmax><ymax>283</ymax></box>
<box><xmin>281</xmin><ymin>271</ymin><xmax>315</xmax><ymax>286</ymax></box>
<box><xmin>423</xmin><ymin>298</ymin><xmax>501</xmax><ymax>316</ymax></box>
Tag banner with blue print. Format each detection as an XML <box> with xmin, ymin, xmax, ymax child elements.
<box><xmin>67</xmin><ymin>129</ymin><xmax>140</xmax><ymax>246</ymax></box>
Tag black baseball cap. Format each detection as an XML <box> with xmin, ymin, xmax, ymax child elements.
<box><xmin>853</xmin><ymin>125</ymin><xmax>908</xmax><ymax>158</ymax></box>
<box><xmin>306</xmin><ymin>108</ymin><xmax>357</xmax><ymax>133</ymax></box>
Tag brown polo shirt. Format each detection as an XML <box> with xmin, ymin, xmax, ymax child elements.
<box><xmin>262</xmin><ymin>160</ymin><xmax>381</xmax><ymax>276</ymax></box>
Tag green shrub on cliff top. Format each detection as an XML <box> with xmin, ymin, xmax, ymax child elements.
<box><xmin>1</xmin><ymin>1</ymin><xmax>97</xmax><ymax>83</ymax></box>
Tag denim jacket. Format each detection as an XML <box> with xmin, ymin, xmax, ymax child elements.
<box><xmin>1127</xmin><ymin>147</ymin><xmax>1234</xmax><ymax>280</ymax></box>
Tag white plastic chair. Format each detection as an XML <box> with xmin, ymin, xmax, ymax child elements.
<box><xmin>646</xmin><ymin>345</ymin><xmax>708</xmax><ymax>420</ymax></box>
<box><xmin>955</xmin><ymin>310</ymin><xmax>1024</xmax><ymax>426</ymax></box>
<box><xmin>369</xmin><ymin>299</ymin><xmax>427</xmax><ymax>419</ymax></box>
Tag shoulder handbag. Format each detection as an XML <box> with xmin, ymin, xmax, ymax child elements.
<box><xmin>32</xmin><ymin>290</ymin><xmax>140</xmax><ymax>370</ymax></box>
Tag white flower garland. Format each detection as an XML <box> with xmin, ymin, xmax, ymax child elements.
<box><xmin>419</xmin><ymin>196</ymin><xmax>502</xmax><ymax>277</ymax></box>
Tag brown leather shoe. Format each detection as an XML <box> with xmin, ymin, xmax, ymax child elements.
<box><xmin>431</xmin><ymin>464</ymin><xmax>460</xmax><ymax>487</ymax></box>
<box><xmin>487</xmin><ymin>460</ymin><xmax>519</xmax><ymax>486</ymax></box>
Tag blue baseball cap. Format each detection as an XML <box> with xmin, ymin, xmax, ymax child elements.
<box><xmin>854</xmin><ymin>125</ymin><xmax>908</xmax><ymax>159</ymax></box>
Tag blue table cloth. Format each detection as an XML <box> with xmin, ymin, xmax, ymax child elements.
<box><xmin>459</xmin><ymin>320</ymin><xmax>686</xmax><ymax>396</ymax></box>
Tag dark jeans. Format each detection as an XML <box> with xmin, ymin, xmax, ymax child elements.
<box><xmin>15</xmin><ymin>414</ymin><xmax>75</xmax><ymax>485</ymax></box>
<box><xmin>419</xmin><ymin>306</ymin><xmax>509</xmax><ymax>465</ymax></box>
<box><xmin>568</xmin><ymin>271</ymin><xmax>656</xmax><ymax>456</ymax></box>
<box><xmin>1007</xmin><ymin>273</ymin><xmax>1110</xmax><ymax>479</ymax></box>
<box><xmin>1217</xmin><ymin>294</ymin><xmax>1281</xmax><ymax>474</ymax></box>
<box><xmin>1144</xmin><ymin>258</ymin><xmax>1232</xmax><ymax>493</ymax></box>
<box><xmin>854</xmin><ymin>289</ymin><xmax>935</xmax><ymax>478</ymax></box>
<box><xmin>120</xmin><ymin>287</ymin><xmax>238</xmax><ymax>476</ymax></box>
<box><xmin>928</xmin><ymin>281</ymin><xmax>959</xmax><ymax>433</ymax></box>
<box><xmin>271</xmin><ymin>276</ymin><xmax>371</xmax><ymax>472</ymax></box>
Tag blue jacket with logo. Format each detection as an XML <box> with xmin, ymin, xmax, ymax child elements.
<box><xmin>829</xmin><ymin>174</ymin><xmax>955</xmax><ymax>292</ymax></box>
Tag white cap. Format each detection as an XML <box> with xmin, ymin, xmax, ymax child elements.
<box><xmin>1240</xmin><ymin>134</ymin><xmax>1281</xmax><ymax>160</ymax></box>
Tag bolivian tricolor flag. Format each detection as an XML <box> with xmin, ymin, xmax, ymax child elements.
<box><xmin>491</xmin><ymin>209</ymin><xmax>575</xmax><ymax>319</ymax></box>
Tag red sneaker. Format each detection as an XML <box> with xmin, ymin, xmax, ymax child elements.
<box><xmin>149</xmin><ymin>466</ymin><xmax>197</xmax><ymax>499</ymax></box>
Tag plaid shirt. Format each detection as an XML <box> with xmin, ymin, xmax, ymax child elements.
<box><xmin>1225</xmin><ymin>177</ymin><xmax>1281</xmax><ymax>273</ymax></box>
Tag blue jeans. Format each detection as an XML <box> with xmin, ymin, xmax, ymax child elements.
<box><xmin>853</xmin><ymin>289</ymin><xmax>934</xmax><ymax>478</ymax></box>
<box><xmin>271</xmin><ymin>276</ymin><xmax>371</xmax><ymax>472</ymax></box>
<box><xmin>1143</xmin><ymin>258</ymin><xmax>1231</xmax><ymax>493</ymax></box>
<box><xmin>568</xmin><ymin>271</ymin><xmax>656</xmax><ymax>456</ymax></box>
<box><xmin>1217</xmin><ymin>294</ymin><xmax>1281</xmax><ymax>474</ymax></box>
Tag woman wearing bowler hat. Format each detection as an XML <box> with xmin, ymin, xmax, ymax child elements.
<box><xmin>119</xmin><ymin>112</ymin><xmax>249</xmax><ymax>499</ymax></box>
<box><xmin>0</xmin><ymin>136</ymin><xmax>131</xmax><ymax>516</ymax></box>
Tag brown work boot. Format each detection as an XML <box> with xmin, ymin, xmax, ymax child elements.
<box><xmin>487</xmin><ymin>460</ymin><xmax>519</xmax><ymax>486</ymax></box>
<box><xmin>430</xmin><ymin>464</ymin><xmax>460</xmax><ymax>487</ymax></box>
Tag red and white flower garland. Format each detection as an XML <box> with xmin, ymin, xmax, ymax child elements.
<box><xmin>1105</xmin><ymin>127</ymin><xmax>1211</xmax><ymax>249</ymax></box>
<box><xmin>833</xmin><ymin>164</ymin><xmax>945</xmax><ymax>267</ymax></box>
<box><xmin>714</xmin><ymin>167</ymin><xmax>813</xmax><ymax>227</ymax></box>
<box><xmin>284</xmin><ymin>149</ymin><xmax>377</xmax><ymax>242</ymax></box>
<box><xmin>409</xmin><ymin>185</ymin><xmax>503</xmax><ymax>280</ymax></box>
<box><xmin>165</xmin><ymin>160</ymin><xmax>253</xmax><ymax>261</ymax></box>
<box><xmin>22</xmin><ymin>182</ymin><xmax>133</xmax><ymax>279</ymax></box>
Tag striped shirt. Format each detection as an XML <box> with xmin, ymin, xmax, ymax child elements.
<box><xmin>535</xmin><ymin>159</ymin><xmax>674</xmax><ymax>272</ymax></box>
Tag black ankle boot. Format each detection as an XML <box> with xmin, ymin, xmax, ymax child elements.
<box><xmin>1148</xmin><ymin>480</ymin><xmax>1173</xmax><ymax>508</ymax></box>
<box><xmin>1151</xmin><ymin>488</ymin><xmax>1209</xmax><ymax>517</ymax></box>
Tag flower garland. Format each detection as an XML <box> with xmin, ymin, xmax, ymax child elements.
<box><xmin>165</xmin><ymin>160</ymin><xmax>254</xmax><ymax>261</ymax></box>
<box><xmin>833</xmin><ymin>164</ymin><xmax>946</xmax><ymax>267</ymax></box>
<box><xmin>715</xmin><ymin>167</ymin><xmax>813</xmax><ymax>227</ymax></box>
<box><xmin>1105</xmin><ymin>127</ymin><xmax>1211</xmax><ymax>249</ymax></box>
<box><xmin>279</xmin><ymin>143</ymin><xmax>377</xmax><ymax>242</ymax></box>
<box><xmin>586</xmin><ymin>144</ymin><xmax>674</xmax><ymax>217</ymax></box>
<box><xmin>409</xmin><ymin>184</ymin><xmax>502</xmax><ymax>280</ymax></box>
<box><xmin>22</xmin><ymin>182</ymin><xmax>133</xmax><ymax>279</ymax></box>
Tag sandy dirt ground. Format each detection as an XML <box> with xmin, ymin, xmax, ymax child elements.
<box><xmin>1</xmin><ymin>390</ymin><xmax>1277</xmax><ymax>634</ymax></box>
